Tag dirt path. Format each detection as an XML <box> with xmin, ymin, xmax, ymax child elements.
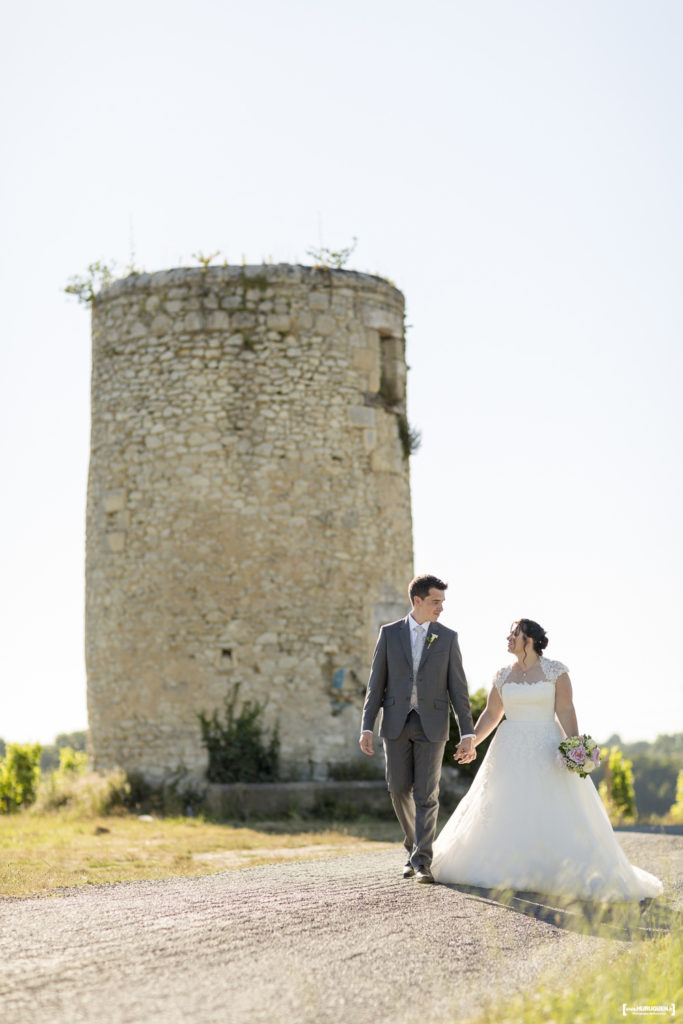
<box><xmin>0</xmin><ymin>833</ymin><xmax>680</xmax><ymax>1024</ymax></box>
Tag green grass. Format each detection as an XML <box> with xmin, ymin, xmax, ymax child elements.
<box><xmin>0</xmin><ymin>812</ymin><xmax>401</xmax><ymax>898</ymax></box>
<box><xmin>465</xmin><ymin>898</ymin><xmax>682</xmax><ymax>1024</ymax></box>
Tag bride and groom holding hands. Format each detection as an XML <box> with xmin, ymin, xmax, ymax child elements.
<box><xmin>360</xmin><ymin>574</ymin><xmax>662</xmax><ymax>901</ymax></box>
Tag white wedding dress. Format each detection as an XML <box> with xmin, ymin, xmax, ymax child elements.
<box><xmin>432</xmin><ymin>658</ymin><xmax>663</xmax><ymax>902</ymax></box>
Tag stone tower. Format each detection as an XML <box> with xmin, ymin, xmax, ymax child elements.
<box><xmin>86</xmin><ymin>264</ymin><xmax>413</xmax><ymax>780</ymax></box>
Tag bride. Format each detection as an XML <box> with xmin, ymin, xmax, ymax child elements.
<box><xmin>431</xmin><ymin>619</ymin><xmax>663</xmax><ymax>902</ymax></box>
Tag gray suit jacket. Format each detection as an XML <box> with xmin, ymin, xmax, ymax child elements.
<box><xmin>361</xmin><ymin>616</ymin><xmax>475</xmax><ymax>742</ymax></box>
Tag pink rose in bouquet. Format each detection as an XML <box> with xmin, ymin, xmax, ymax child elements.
<box><xmin>558</xmin><ymin>735</ymin><xmax>601</xmax><ymax>778</ymax></box>
<box><xmin>568</xmin><ymin>745</ymin><xmax>586</xmax><ymax>764</ymax></box>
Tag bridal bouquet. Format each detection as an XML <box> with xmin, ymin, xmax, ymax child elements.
<box><xmin>558</xmin><ymin>735</ymin><xmax>602</xmax><ymax>778</ymax></box>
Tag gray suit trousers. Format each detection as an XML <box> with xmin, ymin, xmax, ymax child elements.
<box><xmin>383</xmin><ymin>709</ymin><xmax>446</xmax><ymax>870</ymax></box>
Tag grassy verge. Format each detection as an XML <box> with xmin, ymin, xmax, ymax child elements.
<box><xmin>466</xmin><ymin>907</ymin><xmax>682</xmax><ymax>1024</ymax></box>
<box><xmin>0</xmin><ymin>813</ymin><xmax>401</xmax><ymax>899</ymax></box>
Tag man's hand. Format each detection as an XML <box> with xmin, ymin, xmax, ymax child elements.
<box><xmin>453</xmin><ymin>736</ymin><xmax>476</xmax><ymax>764</ymax></box>
<box><xmin>359</xmin><ymin>731</ymin><xmax>374</xmax><ymax>756</ymax></box>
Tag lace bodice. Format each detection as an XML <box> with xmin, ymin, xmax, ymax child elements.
<box><xmin>494</xmin><ymin>656</ymin><xmax>569</xmax><ymax>691</ymax></box>
<box><xmin>492</xmin><ymin>657</ymin><xmax>569</xmax><ymax>723</ymax></box>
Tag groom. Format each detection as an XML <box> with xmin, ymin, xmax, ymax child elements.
<box><xmin>360</xmin><ymin>574</ymin><xmax>476</xmax><ymax>883</ymax></box>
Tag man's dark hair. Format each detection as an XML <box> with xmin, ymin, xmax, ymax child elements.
<box><xmin>409</xmin><ymin>574</ymin><xmax>448</xmax><ymax>603</ymax></box>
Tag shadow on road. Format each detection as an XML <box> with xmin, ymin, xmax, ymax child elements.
<box><xmin>438</xmin><ymin>882</ymin><xmax>681</xmax><ymax>941</ymax></box>
<box><xmin>212</xmin><ymin>816</ymin><xmax>403</xmax><ymax>841</ymax></box>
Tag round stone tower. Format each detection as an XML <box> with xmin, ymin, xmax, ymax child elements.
<box><xmin>86</xmin><ymin>264</ymin><xmax>413</xmax><ymax>780</ymax></box>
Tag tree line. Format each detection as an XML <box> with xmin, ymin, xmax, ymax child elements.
<box><xmin>590</xmin><ymin>732</ymin><xmax>682</xmax><ymax>818</ymax></box>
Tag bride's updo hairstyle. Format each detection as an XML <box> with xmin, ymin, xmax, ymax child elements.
<box><xmin>517</xmin><ymin>619</ymin><xmax>549</xmax><ymax>657</ymax></box>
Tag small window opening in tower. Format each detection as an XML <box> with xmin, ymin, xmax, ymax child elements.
<box><xmin>379</xmin><ymin>333</ymin><xmax>404</xmax><ymax>406</ymax></box>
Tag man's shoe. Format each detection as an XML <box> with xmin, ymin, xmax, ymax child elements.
<box><xmin>415</xmin><ymin>867</ymin><xmax>434</xmax><ymax>884</ymax></box>
<box><xmin>402</xmin><ymin>864</ymin><xmax>415</xmax><ymax>879</ymax></box>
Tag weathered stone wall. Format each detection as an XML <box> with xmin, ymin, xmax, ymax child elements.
<box><xmin>86</xmin><ymin>264</ymin><xmax>413</xmax><ymax>781</ymax></box>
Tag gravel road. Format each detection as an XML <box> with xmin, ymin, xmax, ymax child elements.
<box><xmin>0</xmin><ymin>833</ymin><xmax>680</xmax><ymax>1024</ymax></box>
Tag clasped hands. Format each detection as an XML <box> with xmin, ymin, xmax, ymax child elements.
<box><xmin>453</xmin><ymin>737</ymin><xmax>477</xmax><ymax>764</ymax></box>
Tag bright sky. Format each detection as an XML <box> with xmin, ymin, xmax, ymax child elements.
<box><xmin>1</xmin><ymin>0</ymin><xmax>681</xmax><ymax>747</ymax></box>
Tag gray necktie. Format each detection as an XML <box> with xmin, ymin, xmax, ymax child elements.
<box><xmin>411</xmin><ymin>625</ymin><xmax>426</xmax><ymax>708</ymax></box>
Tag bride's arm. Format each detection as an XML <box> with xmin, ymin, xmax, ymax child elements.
<box><xmin>472</xmin><ymin>686</ymin><xmax>505</xmax><ymax>746</ymax></box>
<box><xmin>555</xmin><ymin>673</ymin><xmax>579</xmax><ymax>737</ymax></box>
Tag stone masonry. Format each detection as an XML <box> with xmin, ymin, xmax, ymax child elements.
<box><xmin>85</xmin><ymin>264</ymin><xmax>414</xmax><ymax>781</ymax></box>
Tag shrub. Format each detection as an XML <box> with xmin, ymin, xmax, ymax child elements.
<box><xmin>31</xmin><ymin>768</ymin><xmax>130</xmax><ymax>816</ymax></box>
<box><xmin>305</xmin><ymin>237</ymin><xmax>357</xmax><ymax>270</ymax></box>
<box><xmin>40</xmin><ymin>731</ymin><xmax>88</xmax><ymax>773</ymax></box>
<box><xmin>396</xmin><ymin>414</ymin><xmax>422</xmax><ymax>458</ymax></box>
<box><xmin>311</xmin><ymin>794</ymin><xmax>360</xmax><ymax>820</ymax></box>
<box><xmin>198</xmin><ymin>683</ymin><xmax>280</xmax><ymax>783</ymax></box>
<box><xmin>669</xmin><ymin>769</ymin><xmax>683</xmax><ymax>823</ymax></box>
<box><xmin>0</xmin><ymin>743</ymin><xmax>42</xmax><ymax>812</ymax></box>
<box><xmin>327</xmin><ymin>759</ymin><xmax>385</xmax><ymax>781</ymax></box>
<box><xmin>598</xmin><ymin>747</ymin><xmax>637</xmax><ymax>823</ymax></box>
<box><xmin>161</xmin><ymin>767</ymin><xmax>208</xmax><ymax>817</ymax></box>
<box><xmin>56</xmin><ymin>746</ymin><xmax>88</xmax><ymax>779</ymax></box>
<box><xmin>64</xmin><ymin>260</ymin><xmax>117</xmax><ymax>304</ymax></box>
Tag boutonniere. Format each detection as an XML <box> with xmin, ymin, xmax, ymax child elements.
<box><xmin>427</xmin><ymin>633</ymin><xmax>439</xmax><ymax>646</ymax></box>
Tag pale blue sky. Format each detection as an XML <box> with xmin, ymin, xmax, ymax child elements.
<box><xmin>1</xmin><ymin>0</ymin><xmax>681</xmax><ymax>745</ymax></box>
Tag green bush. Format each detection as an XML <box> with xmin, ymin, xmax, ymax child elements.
<box><xmin>0</xmin><ymin>743</ymin><xmax>42</xmax><ymax>812</ymax></box>
<box><xmin>31</xmin><ymin>768</ymin><xmax>130</xmax><ymax>816</ymax></box>
<box><xmin>669</xmin><ymin>769</ymin><xmax>683</xmax><ymax>823</ymax></box>
<box><xmin>590</xmin><ymin>733</ymin><xmax>681</xmax><ymax>819</ymax></box>
<box><xmin>598</xmin><ymin>747</ymin><xmax>637</xmax><ymax>823</ymax></box>
<box><xmin>327</xmin><ymin>759</ymin><xmax>384</xmax><ymax>781</ymax></box>
<box><xmin>40</xmin><ymin>731</ymin><xmax>88</xmax><ymax>773</ymax></box>
<box><xmin>198</xmin><ymin>683</ymin><xmax>280</xmax><ymax>783</ymax></box>
<box><xmin>56</xmin><ymin>746</ymin><xmax>88</xmax><ymax>779</ymax></box>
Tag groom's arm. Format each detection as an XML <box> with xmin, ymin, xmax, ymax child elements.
<box><xmin>360</xmin><ymin>627</ymin><xmax>388</xmax><ymax>746</ymax></box>
<box><xmin>447</xmin><ymin>632</ymin><xmax>475</xmax><ymax>740</ymax></box>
